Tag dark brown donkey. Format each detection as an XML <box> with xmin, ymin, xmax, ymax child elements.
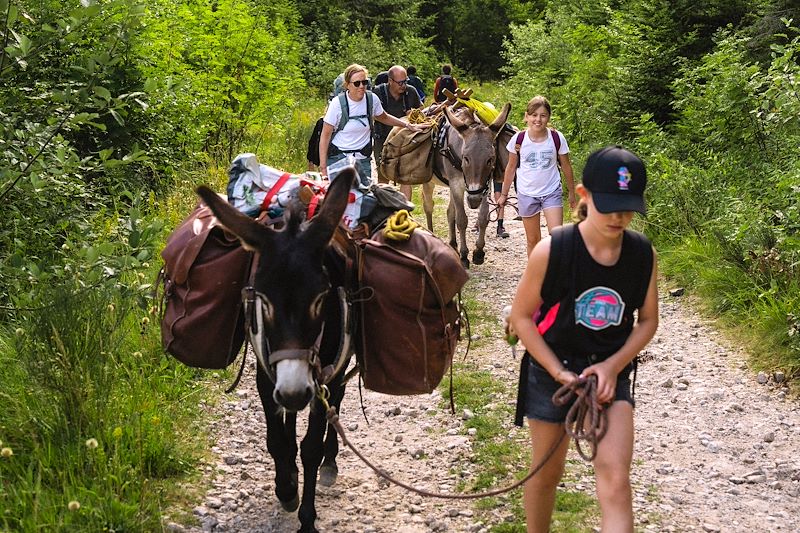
<box><xmin>196</xmin><ymin>169</ymin><xmax>358</xmax><ymax>533</ymax></box>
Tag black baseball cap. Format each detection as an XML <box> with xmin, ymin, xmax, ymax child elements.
<box><xmin>582</xmin><ymin>145</ymin><xmax>647</xmax><ymax>215</ymax></box>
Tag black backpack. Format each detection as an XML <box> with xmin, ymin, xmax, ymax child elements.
<box><xmin>436</xmin><ymin>75</ymin><xmax>457</xmax><ymax>102</ymax></box>
<box><xmin>306</xmin><ymin>117</ymin><xmax>325</xmax><ymax>167</ymax></box>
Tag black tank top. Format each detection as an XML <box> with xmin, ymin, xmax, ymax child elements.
<box><xmin>544</xmin><ymin>224</ymin><xmax>653</xmax><ymax>360</ymax></box>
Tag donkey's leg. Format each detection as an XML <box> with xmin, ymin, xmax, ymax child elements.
<box><xmin>447</xmin><ymin>194</ymin><xmax>457</xmax><ymax>250</ymax></box>
<box><xmin>422</xmin><ymin>180</ymin><xmax>436</xmax><ymax>233</ymax></box>
<box><xmin>453</xmin><ymin>189</ymin><xmax>470</xmax><ymax>267</ymax></box>
<box><xmin>472</xmin><ymin>195</ymin><xmax>490</xmax><ymax>265</ymax></box>
<box><xmin>257</xmin><ymin>368</ymin><xmax>300</xmax><ymax>512</ymax></box>
<box><xmin>297</xmin><ymin>398</ymin><xmax>330</xmax><ymax>533</ymax></box>
<box><xmin>319</xmin><ymin>383</ymin><xmax>346</xmax><ymax>487</ymax></box>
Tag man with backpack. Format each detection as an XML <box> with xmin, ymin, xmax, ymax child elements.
<box><xmin>406</xmin><ymin>65</ymin><xmax>426</xmax><ymax>103</ymax></box>
<box><xmin>373</xmin><ymin>65</ymin><xmax>422</xmax><ymax>198</ymax></box>
<box><xmin>433</xmin><ymin>64</ymin><xmax>458</xmax><ymax>103</ymax></box>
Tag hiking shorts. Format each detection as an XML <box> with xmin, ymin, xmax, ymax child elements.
<box><xmin>518</xmin><ymin>188</ymin><xmax>562</xmax><ymax>217</ymax></box>
<box><xmin>524</xmin><ymin>354</ymin><xmax>634</xmax><ymax>424</ymax></box>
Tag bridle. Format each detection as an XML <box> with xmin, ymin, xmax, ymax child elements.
<box><xmin>433</xmin><ymin>118</ymin><xmax>494</xmax><ymax>197</ymax></box>
<box><xmin>242</xmin><ymin>280</ymin><xmax>353</xmax><ymax>388</ymax></box>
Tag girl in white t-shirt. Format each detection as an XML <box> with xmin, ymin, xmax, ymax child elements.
<box><xmin>498</xmin><ymin>96</ymin><xmax>576</xmax><ymax>256</ymax></box>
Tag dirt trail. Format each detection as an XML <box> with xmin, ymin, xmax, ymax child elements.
<box><xmin>165</xmin><ymin>190</ymin><xmax>800</xmax><ymax>533</ymax></box>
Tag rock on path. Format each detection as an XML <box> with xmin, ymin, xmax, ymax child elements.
<box><xmin>165</xmin><ymin>190</ymin><xmax>799</xmax><ymax>532</ymax></box>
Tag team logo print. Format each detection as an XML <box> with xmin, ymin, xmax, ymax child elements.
<box><xmin>574</xmin><ymin>287</ymin><xmax>625</xmax><ymax>330</ymax></box>
<box><xmin>617</xmin><ymin>166</ymin><xmax>631</xmax><ymax>190</ymax></box>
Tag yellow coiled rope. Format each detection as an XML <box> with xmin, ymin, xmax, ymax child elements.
<box><xmin>383</xmin><ymin>209</ymin><xmax>419</xmax><ymax>241</ymax></box>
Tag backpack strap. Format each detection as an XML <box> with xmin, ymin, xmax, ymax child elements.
<box><xmin>366</xmin><ymin>91</ymin><xmax>374</xmax><ymax>134</ymax></box>
<box><xmin>623</xmin><ymin>228</ymin><xmax>653</xmax><ymax>401</ymax></box>
<box><xmin>514</xmin><ymin>131</ymin><xmax>525</xmax><ymax>169</ymax></box>
<box><xmin>539</xmin><ymin>224</ymin><xmax>576</xmax><ymax>307</ymax></box>
<box><xmin>514</xmin><ymin>223</ymin><xmax>577</xmax><ymax>427</ymax></box>
<box><xmin>624</xmin><ymin>229</ymin><xmax>654</xmax><ymax>309</ymax></box>
<box><xmin>336</xmin><ymin>92</ymin><xmax>349</xmax><ymax>133</ymax></box>
<box><xmin>334</xmin><ymin>91</ymin><xmax>374</xmax><ymax>137</ymax></box>
<box><xmin>550</xmin><ymin>128</ymin><xmax>562</xmax><ymax>168</ymax></box>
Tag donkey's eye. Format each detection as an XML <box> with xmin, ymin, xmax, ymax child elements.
<box><xmin>262</xmin><ymin>299</ymin><xmax>274</xmax><ymax>322</ymax></box>
<box><xmin>310</xmin><ymin>293</ymin><xmax>325</xmax><ymax>319</ymax></box>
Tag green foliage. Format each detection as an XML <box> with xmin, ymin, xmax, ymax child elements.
<box><xmin>302</xmin><ymin>25</ymin><xmax>439</xmax><ymax>96</ymax></box>
<box><xmin>501</xmin><ymin>4</ymin><xmax>800</xmax><ymax>374</ymax></box>
<box><xmin>421</xmin><ymin>0</ymin><xmax>545</xmax><ymax>80</ymax></box>
<box><xmin>137</xmin><ymin>0</ymin><xmax>305</xmax><ymax>162</ymax></box>
<box><xmin>0</xmin><ymin>201</ymin><xmax>211</xmax><ymax>529</ymax></box>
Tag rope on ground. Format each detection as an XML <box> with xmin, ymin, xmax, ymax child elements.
<box><xmin>321</xmin><ymin>375</ymin><xmax>606</xmax><ymax>499</ymax></box>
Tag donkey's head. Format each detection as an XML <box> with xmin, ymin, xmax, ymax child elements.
<box><xmin>444</xmin><ymin>103</ymin><xmax>510</xmax><ymax>209</ymax></box>
<box><xmin>196</xmin><ymin>169</ymin><xmax>355</xmax><ymax>412</ymax></box>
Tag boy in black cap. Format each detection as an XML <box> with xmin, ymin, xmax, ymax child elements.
<box><xmin>509</xmin><ymin>145</ymin><xmax>658</xmax><ymax>533</ymax></box>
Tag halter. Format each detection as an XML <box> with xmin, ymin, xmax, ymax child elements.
<box><xmin>241</xmin><ymin>284</ymin><xmax>352</xmax><ymax>387</ymax></box>
<box><xmin>433</xmin><ymin>118</ymin><xmax>492</xmax><ymax>197</ymax></box>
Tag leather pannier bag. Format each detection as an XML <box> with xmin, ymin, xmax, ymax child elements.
<box><xmin>158</xmin><ymin>202</ymin><xmax>252</xmax><ymax>369</ymax></box>
<box><xmin>356</xmin><ymin>226</ymin><xmax>468</xmax><ymax>395</ymax></box>
<box><xmin>379</xmin><ymin>126</ymin><xmax>434</xmax><ymax>185</ymax></box>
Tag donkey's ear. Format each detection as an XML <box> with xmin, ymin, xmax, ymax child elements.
<box><xmin>490</xmin><ymin>103</ymin><xmax>512</xmax><ymax>134</ymax></box>
<box><xmin>303</xmin><ymin>167</ymin><xmax>355</xmax><ymax>247</ymax></box>
<box><xmin>196</xmin><ymin>186</ymin><xmax>272</xmax><ymax>251</ymax></box>
<box><xmin>445</xmin><ymin>105</ymin><xmax>468</xmax><ymax>132</ymax></box>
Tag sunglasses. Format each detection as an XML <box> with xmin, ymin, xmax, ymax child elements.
<box><xmin>350</xmin><ymin>79</ymin><xmax>370</xmax><ymax>88</ymax></box>
<box><xmin>391</xmin><ymin>78</ymin><xmax>410</xmax><ymax>85</ymax></box>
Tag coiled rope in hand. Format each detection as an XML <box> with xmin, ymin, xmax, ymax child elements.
<box><xmin>552</xmin><ymin>374</ymin><xmax>608</xmax><ymax>461</ymax></box>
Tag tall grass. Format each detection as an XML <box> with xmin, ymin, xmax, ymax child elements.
<box><xmin>0</xmin><ymin>273</ymin><xmax>211</xmax><ymax>530</ymax></box>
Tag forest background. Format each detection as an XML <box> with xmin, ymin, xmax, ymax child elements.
<box><xmin>0</xmin><ymin>0</ymin><xmax>798</xmax><ymax>530</ymax></box>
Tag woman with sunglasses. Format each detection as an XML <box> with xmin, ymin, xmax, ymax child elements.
<box><xmin>319</xmin><ymin>63</ymin><xmax>429</xmax><ymax>187</ymax></box>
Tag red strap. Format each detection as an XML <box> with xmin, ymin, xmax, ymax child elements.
<box><xmin>260</xmin><ymin>172</ymin><xmax>292</xmax><ymax>211</ymax></box>
<box><xmin>307</xmin><ymin>193</ymin><xmax>321</xmax><ymax>218</ymax></box>
<box><xmin>537</xmin><ymin>302</ymin><xmax>560</xmax><ymax>335</ymax></box>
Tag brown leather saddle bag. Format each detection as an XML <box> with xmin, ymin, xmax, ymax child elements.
<box><xmin>356</xmin><ymin>227</ymin><xmax>468</xmax><ymax>395</ymax></box>
<box><xmin>158</xmin><ymin>202</ymin><xmax>252</xmax><ymax>369</ymax></box>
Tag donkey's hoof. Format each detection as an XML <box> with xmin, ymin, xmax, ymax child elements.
<box><xmin>319</xmin><ymin>464</ymin><xmax>338</xmax><ymax>487</ymax></box>
<box><xmin>472</xmin><ymin>250</ymin><xmax>485</xmax><ymax>265</ymax></box>
<box><xmin>279</xmin><ymin>494</ymin><xmax>300</xmax><ymax>512</ymax></box>
<box><xmin>460</xmin><ymin>256</ymin><xmax>470</xmax><ymax>268</ymax></box>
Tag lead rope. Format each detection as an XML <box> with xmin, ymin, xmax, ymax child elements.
<box><xmin>319</xmin><ymin>375</ymin><xmax>605</xmax><ymax>499</ymax></box>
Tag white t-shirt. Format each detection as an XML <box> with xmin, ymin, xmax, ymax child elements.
<box><xmin>323</xmin><ymin>93</ymin><xmax>385</xmax><ymax>160</ymax></box>
<box><xmin>505</xmin><ymin>129</ymin><xmax>568</xmax><ymax>197</ymax></box>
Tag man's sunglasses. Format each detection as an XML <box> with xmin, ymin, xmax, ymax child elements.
<box><xmin>391</xmin><ymin>78</ymin><xmax>410</xmax><ymax>85</ymax></box>
<box><xmin>351</xmin><ymin>79</ymin><xmax>370</xmax><ymax>87</ymax></box>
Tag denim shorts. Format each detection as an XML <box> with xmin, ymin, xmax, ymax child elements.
<box><xmin>524</xmin><ymin>355</ymin><xmax>634</xmax><ymax>423</ymax></box>
<box><xmin>518</xmin><ymin>187</ymin><xmax>563</xmax><ymax>217</ymax></box>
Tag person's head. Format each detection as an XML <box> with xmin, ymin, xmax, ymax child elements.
<box><xmin>525</xmin><ymin>95</ymin><xmax>551</xmax><ymax>116</ymax></box>
<box><xmin>524</xmin><ymin>96</ymin><xmax>552</xmax><ymax>129</ymax></box>
<box><xmin>407</xmin><ymin>65</ymin><xmax>417</xmax><ymax>76</ymax></box>
<box><xmin>575</xmin><ymin>146</ymin><xmax>647</xmax><ymax>223</ymax></box>
<box><xmin>387</xmin><ymin>65</ymin><xmax>409</xmax><ymax>97</ymax></box>
<box><xmin>344</xmin><ymin>64</ymin><xmax>370</xmax><ymax>99</ymax></box>
<box><xmin>442</xmin><ymin>64</ymin><xmax>452</xmax><ymax>75</ymax></box>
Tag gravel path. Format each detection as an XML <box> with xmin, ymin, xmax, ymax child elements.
<box><xmin>165</xmin><ymin>190</ymin><xmax>799</xmax><ymax>533</ymax></box>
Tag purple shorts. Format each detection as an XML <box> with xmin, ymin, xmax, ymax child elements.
<box><xmin>518</xmin><ymin>188</ymin><xmax>563</xmax><ymax>217</ymax></box>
